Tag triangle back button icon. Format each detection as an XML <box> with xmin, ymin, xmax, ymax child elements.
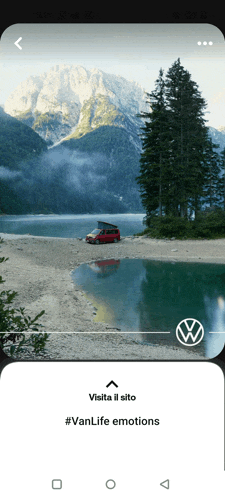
<box><xmin>160</xmin><ymin>479</ymin><xmax>169</xmax><ymax>489</ymax></box>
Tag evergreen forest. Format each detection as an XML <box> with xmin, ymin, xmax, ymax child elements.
<box><xmin>136</xmin><ymin>59</ymin><xmax>225</xmax><ymax>238</ymax></box>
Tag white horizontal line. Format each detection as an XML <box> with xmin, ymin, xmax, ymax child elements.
<box><xmin>62</xmin><ymin>331</ymin><xmax>171</xmax><ymax>334</ymax></box>
<box><xmin>4</xmin><ymin>331</ymin><xmax>171</xmax><ymax>334</ymax></box>
<box><xmin>209</xmin><ymin>331</ymin><xmax>225</xmax><ymax>334</ymax></box>
<box><xmin>60</xmin><ymin>331</ymin><xmax>171</xmax><ymax>334</ymax></box>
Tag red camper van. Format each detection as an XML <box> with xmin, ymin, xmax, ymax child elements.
<box><xmin>86</xmin><ymin>221</ymin><xmax>120</xmax><ymax>244</ymax></box>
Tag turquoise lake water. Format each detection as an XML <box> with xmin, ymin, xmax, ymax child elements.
<box><xmin>0</xmin><ymin>213</ymin><xmax>145</xmax><ymax>238</ymax></box>
<box><xmin>72</xmin><ymin>259</ymin><xmax>225</xmax><ymax>358</ymax></box>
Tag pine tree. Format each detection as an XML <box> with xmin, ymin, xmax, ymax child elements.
<box><xmin>136</xmin><ymin>68</ymin><xmax>171</xmax><ymax>220</ymax></box>
<box><xmin>136</xmin><ymin>59</ymin><xmax>211</xmax><ymax>225</ymax></box>
<box><xmin>217</xmin><ymin>147</ymin><xmax>225</xmax><ymax>210</ymax></box>
<box><xmin>164</xmin><ymin>58</ymin><xmax>209</xmax><ymax>218</ymax></box>
<box><xmin>201</xmin><ymin>137</ymin><xmax>221</xmax><ymax>209</ymax></box>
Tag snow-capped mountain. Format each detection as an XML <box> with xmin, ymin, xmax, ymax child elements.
<box><xmin>4</xmin><ymin>64</ymin><xmax>149</xmax><ymax>147</ymax></box>
<box><xmin>4</xmin><ymin>64</ymin><xmax>225</xmax><ymax>154</ymax></box>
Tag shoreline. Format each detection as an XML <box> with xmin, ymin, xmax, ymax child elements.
<box><xmin>0</xmin><ymin>232</ymin><xmax>224</xmax><ymax>360</ymax></box>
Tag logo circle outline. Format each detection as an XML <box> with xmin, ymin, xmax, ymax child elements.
<box><xmin>176</xmin><ymin>318</ymin><xmax>204</xmax><ymax>346</ymax></box>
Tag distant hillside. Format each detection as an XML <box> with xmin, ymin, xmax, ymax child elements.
<box><xmin>0</xmin><ymin>108</ymin><xmax>47</xmax><ymax>214</ymax></box>
<box><xmin>53</xmin><ymin>125</ymin><xmax>143</xmax><ymax>212</ymax></box>
<box><xmin>6</xmin><ymin>126</ymin><xmax>142</xmax><ymax>214</ymax></box>
<box><xmin>0</xmin><ymin>107</ymin><xmax>47</xmax><ymax>170</ymax></box>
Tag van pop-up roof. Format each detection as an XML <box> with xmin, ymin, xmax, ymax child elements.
<box><xmin>97</xmin><ymin>221</ymin><xmax>118</xmax><ymax>229</ymax></box>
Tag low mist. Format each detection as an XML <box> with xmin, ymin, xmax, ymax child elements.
<box><xmin>9</xmin><ymin>145</ymin><xmax>132</xmax><ymax>214</ymax></box>
<box><xmin>0</xmin><ymin>166</ymin><xmax>22</xmax><ymax>180</ymax></box>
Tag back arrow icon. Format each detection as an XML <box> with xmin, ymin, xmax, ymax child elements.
<box><xmin>14</xmin><ymin>37</ymin><xmax>22</xmax><ymax>50</ymax></box>
<box><xmin>160</xmin><ymin>479</ymin><xmax>169</xmax><ymax>489</ymax></box>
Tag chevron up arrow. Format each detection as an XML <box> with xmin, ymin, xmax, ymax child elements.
<box><xmin>106</xmin><ymin>380</ymin><xmax>118</xmax><ymax>388</ymax></box>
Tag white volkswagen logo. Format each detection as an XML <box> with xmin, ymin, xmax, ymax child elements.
<box><xmin>176</xmin><ymin>318</ymin><xmax>204</xmax><ymax>346</ymax></box>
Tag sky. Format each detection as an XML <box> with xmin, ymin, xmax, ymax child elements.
<box><xmin>0</xmin><ymin>23</ymin><xmax>225</xmax><ymax>129</ymax></box>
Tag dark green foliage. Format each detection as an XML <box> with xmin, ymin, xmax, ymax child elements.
<box><xmin>137</xmin><ymin>59</ymin><xmax>213</xmax><ymax>220</ymax></box>
<box><xmin>201</xmin><ymin>138</ymin><xmax>221</xmax><ymax>209</ymax></box>
<box><xmin>144</xmin><ymin>215</ymin><xmax>191</xmax><ymax>238</ymax></box>
<box><xmin>164</xmin><ymin>59</ymin><xmax>209</xmax><ymax>217</ymax></box>
<box><xmin>138</xmin><ymin>209</ymin><xmax>225</xmax><ymax>239</ymax></box>
<box><xmin>136</xmin><ymin>68</ymin><xmax>171</xmax><ymax>218</ymax></box>
<box><xmin>0</xmin><ymin>253</ymin><xmax>48</xmax><ymax>357</ymax></box>
<box><xmin>192</xmin><ymin>209</ymin><xmax>225</xmax><ymax>237</ymax></box>
<box><xmin>0</xmin><ymin>107</ymin><xmax>48</xmax><ymax>214</ymax></box>
<box><xmin>0</xmin><ymin>181</ymin><xmax>31</xmax><ymax>214</ymax></box>
<box><xmin>217</xmin><ymin>147</ymin><xmax>225</xmax><ymax>210</ymax></box>
<box><xmin>0</xmin><ymin>107</ymin><xmax>47</xmax><ymax>170</ymax></box>
<box><xmin>136</xmin><ymin>59</ymin><xmax>225</xmax><ymax>237</ymax></box>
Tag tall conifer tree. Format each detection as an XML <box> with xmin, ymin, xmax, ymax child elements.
<box><xmin>137</xmin><ymin>58</ymin><xmax>221</xmax><ymax>227</ymax></box>
<box><xmin>201</xmin><ymin>137</ymin><xmax>221</xmax><ymax>209</ymax></box>
<box><xmin>217</xmin><ymin>147</ymin><xmax>225</xmax><ymax>210</ymax></box>
<box><xmin>136</xmin><ymin>68</ymin><xmax>171</xmax><ymax>219</ymax></box>
<box><xmin>164</xmin><ymin>58</ymin><xmax>209</xmax><ymax>218</ymax></box>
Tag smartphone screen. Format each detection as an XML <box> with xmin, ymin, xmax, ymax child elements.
<box><xmin>0</xmin><ymin>22</ymin><xmax>225</xmax><ymax>496</ymax></box>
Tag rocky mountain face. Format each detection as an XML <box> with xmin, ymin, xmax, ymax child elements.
<box><xmin>4</xmin><ymin>64</ymin><xmax>149</xmax><ymax>148</ymax></box>
<box><xmin>4</xmin><ymin>64</ymin><xmax>225</xmax><ymax>154</ymax></box>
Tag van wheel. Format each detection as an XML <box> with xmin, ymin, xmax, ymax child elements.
<box><xmin>95</xmin><ymin>240</ymin><xmax>100</xmax><ymax>244</ymax></box>
<box><xmin>113</xmin><ymin>238</ymin><xmax>118</xmax><ymax>243</ymax></box>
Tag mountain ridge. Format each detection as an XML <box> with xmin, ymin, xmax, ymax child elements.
<box><xmin>4</xmin><ymin>64</ymin><xmax>149</xmax><ymax>147</ymax></box>
<box><xmin>4</xmin><ymin>64</ymin><xmax>225</xmax><ymax>154</ymax></box>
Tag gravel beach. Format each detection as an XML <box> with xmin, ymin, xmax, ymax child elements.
<box><xmin>1</xmin><ymin>232</ymin><xmax>225</xmax><ymax>360</ymax></box>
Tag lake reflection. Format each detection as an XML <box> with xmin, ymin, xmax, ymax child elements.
<box><xmin>72</xmin><ymin>259</ymin><xmax>225</xmax><ymax>358</ymax></box>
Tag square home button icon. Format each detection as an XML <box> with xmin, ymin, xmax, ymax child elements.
<box><xmin>52</xmin><ymin>479</ymin><xmax>62</xmax><ymax>489</ymax></box>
